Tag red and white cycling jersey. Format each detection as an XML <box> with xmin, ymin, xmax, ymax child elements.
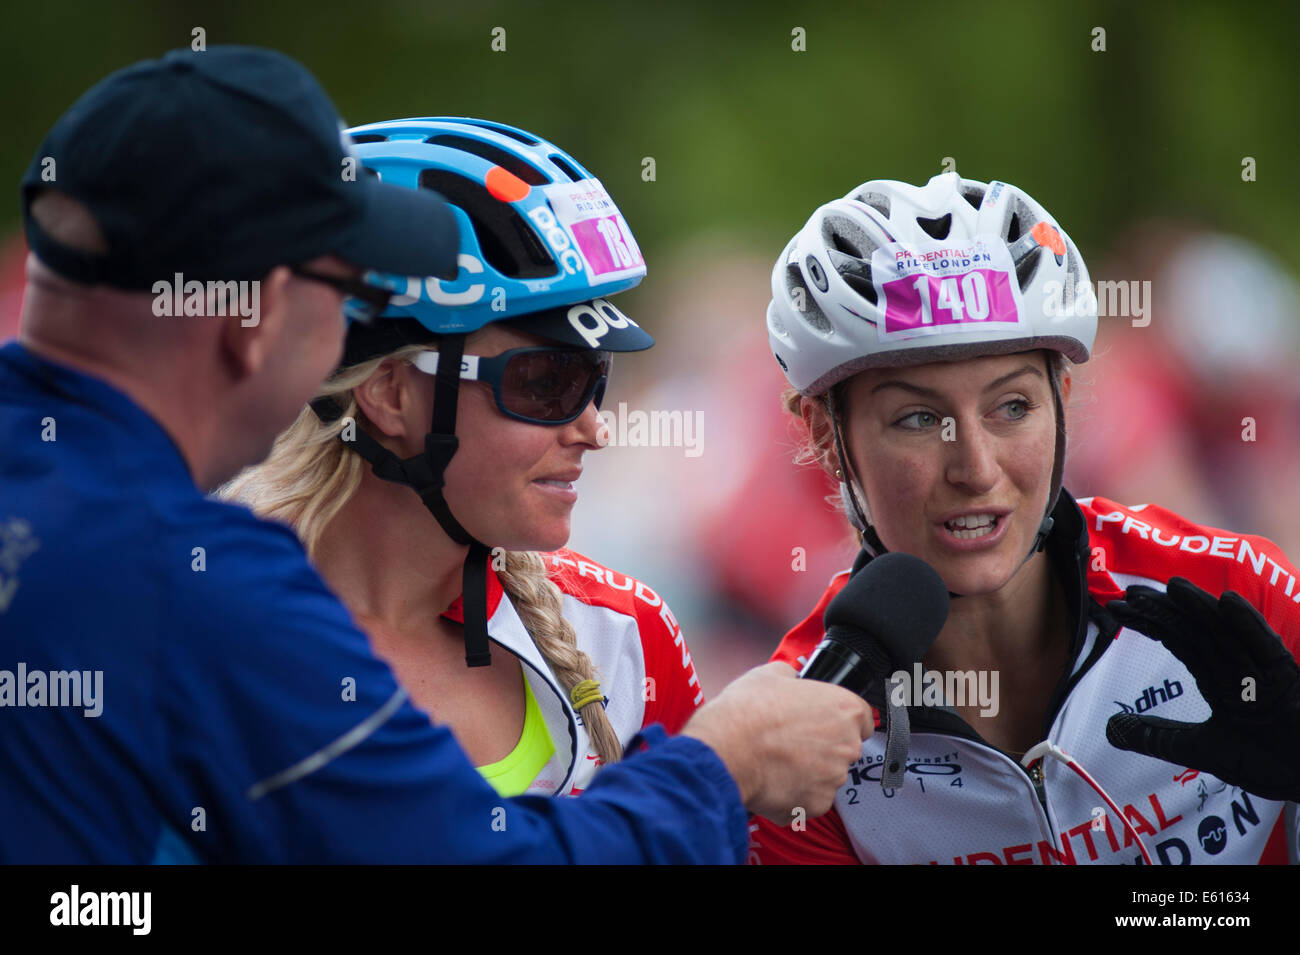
<box><xmin>750</xmin><ymin>492</ymin><xmax>1300</xmax><ymax>865</ymax></box>
<box><xmin>442</xmin><ymin>548</ymin><xmax>703</xmax><ymax>796</ymax></box>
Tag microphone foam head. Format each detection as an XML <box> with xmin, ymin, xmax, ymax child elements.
<box><xmin>823</xmin><ymin>552</ymin><xmax>950</xmax><ymax>666</ymax></box>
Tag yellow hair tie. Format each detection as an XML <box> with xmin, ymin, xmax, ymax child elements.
<box><xmin>570</xmin><ymin>679</ymin><xmax>604</xmax><ymax>711</ymax></box>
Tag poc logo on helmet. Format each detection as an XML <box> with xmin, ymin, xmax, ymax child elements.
<box><xmin>377</xmin><ymin>254</ymin><xmax>489</xmax><ymax>309</ymax></box>
<box><xmin>567</xmin><ymin>298</ymin><xmax>638</xmax><ymax>348</ymax></box>
<box><xmin>527</xmin><ymin>206</ymin><xmax>585</xmax><ymax>276</ymax></box>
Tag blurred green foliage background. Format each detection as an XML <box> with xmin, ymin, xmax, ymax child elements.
<box><xmin>3</xmin><ymin>0</ymin><xmax>1297</xmax><ymax>272</ymax></box>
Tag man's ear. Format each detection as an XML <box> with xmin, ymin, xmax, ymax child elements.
<box><xmin>352</xmin><ymin>358</ymin><xmax>419</xmax><ymax>440</ymax></box>
<box><xmin>219</xmin><ymin>265</ymin><xmax>291</xmax><ymax>380</ymax></box>
<box><xmin>799</xmin><ymin>395</ymin><xmax>841</xmax><ymax>479</ymax></box>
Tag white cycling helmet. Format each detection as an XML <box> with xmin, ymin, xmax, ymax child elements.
<box><xmin>768</xmin><ymin>171</ymin><xmax>1099</xmax><ymax>570</ymax></box>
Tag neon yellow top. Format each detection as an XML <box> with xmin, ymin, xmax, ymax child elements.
<box><xmin>477</xmin><ymin>667</ymin><xmax>556</xmax><ymax>797</ymax></box>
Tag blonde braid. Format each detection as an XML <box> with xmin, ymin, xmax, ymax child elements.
<box><xmin>497</xmin><ymin>551</ymin><xmax>623</xmax><ymax>766</ymax></box>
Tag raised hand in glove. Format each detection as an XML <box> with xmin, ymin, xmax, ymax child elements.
<box><xmin>1104</xmin><ymin>576</ymin><xmax>1300</xmax><ymax>803</ymax></box>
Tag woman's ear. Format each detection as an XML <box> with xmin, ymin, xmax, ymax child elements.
<box><xmin>352</xmin><ymin>359</ymin><xmax>420</xmax><ymax>443</ymax></box>
<box><xmin>799</xmin><ymin>395</ymin><xmax>841</xmax><ymax>479</ymax></box>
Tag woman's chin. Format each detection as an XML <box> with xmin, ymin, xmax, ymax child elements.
<box><xmin>488</xmin><ymin>522</ymin><xmax>571</xmax><ymax>555</ymax></box>
<box><xmin>932</xmin><ymin>553</ymin><xmax>1026</xmax><ymax>597</ymax></box>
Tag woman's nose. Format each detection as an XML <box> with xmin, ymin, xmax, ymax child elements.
<box><xmin>944</xmin><ymin>418</ymin><xmax>1000</xmax><ymax>492</ymax></box>
<box><xmin>561</xmin><ymin>395</ymin><xmax>606</xmax><ymax>450</ymax></box>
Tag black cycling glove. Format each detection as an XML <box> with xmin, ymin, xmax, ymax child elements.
<box><xmin>1104</xmin><ymin>576</ymin><xmax>1300</xmax><ymax>803</ymax></box>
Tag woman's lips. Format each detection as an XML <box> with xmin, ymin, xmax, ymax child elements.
<box><xmin>934</xmin><ymin>511</ymin><xmax>1010</xmax><ymax>550</ymax></box>
<box><xmin>532</xmin><ymin>477</ymin><xmax>578</xmax><ymax>503</ymax></box>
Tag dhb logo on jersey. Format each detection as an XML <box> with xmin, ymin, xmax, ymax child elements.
<box><xmin>1114</xmin><ymin>678</ymin><xmax>1183</xmax><ymax>715</ymax></box>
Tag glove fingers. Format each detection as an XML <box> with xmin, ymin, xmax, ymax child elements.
<box><xmin>1108</xmin><ymin>591</ymin><xmax>1220</xmax><ymax>676</ymax></box>
<box><xmin>1164</xmin><ymin>577</ymin><xmax>1223</xmax><ymax>619</ymax></box>
<box><xmin>1106</xmin><ymin>712</ymin><xmax>1219</xmax><ymax>769</ymax></box>
<box><xmin>1109</xmin><ymin>712</ymin><xmax>1300</xmax><ymax>801</ymax></box>
<box><xmin>1217</xmin><ymin>590</ymin><xmax>1296</xmax><ymax>671</ymax></box>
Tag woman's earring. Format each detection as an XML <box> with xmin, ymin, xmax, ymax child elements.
<box><xmin>835</xmin><ymin>468</ymin><xmax>843</xmax><ymax>479</ymax></box>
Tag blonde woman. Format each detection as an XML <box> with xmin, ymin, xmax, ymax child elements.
<box><xmin>225</xmin><ymin>119</ymin><xmax>701</xmax><ymax>796</ymax></box>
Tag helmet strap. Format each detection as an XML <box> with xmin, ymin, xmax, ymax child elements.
<box><xmin>827</xmin><ymin>386</ymin><xmax>873</xmax><ymax>538</ymax></box>
<box><xmin>311</xmin><ymin>332</ymin><xmax>494</xmax><ymax>667</ymax></box>
<box><xmin>1033</xmin><ymin>370</ymin><xmax>1067</xmax><ymax>555</ymax></box>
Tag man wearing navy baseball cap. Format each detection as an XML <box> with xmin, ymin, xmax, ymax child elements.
<box><xmin>0</xmin><ymin>46</ymin><xmax>874</xmax><ymax>865</ymax></box>
<box><xmin>15</xmin><ymin>45</ymin><xmax>461</xmax><ymax>490</ymax></box>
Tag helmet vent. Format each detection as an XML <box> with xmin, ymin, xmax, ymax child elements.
<box><xmin>916</xmin><ymin>213</ymin><xmax>952</xmax><ymax>240</ymax></box>
<box><xmin>419</xmin><ymin>168</ymin><xmax>556</xmax><ymax>279</ymax></box>
<box><xmin>426</xmin><ymin>135</ymin><xmax>551</xmax><ymax>186</ymax></box>
<box><xmin>1006</xmin><ymin>212</ymin><xmax>1023</xmax><ymax>243</ymax></box>
<box><xmin>457</xmin><ymin>121</ymin><xmax>540</xmax><ymax>146</ymax></box>
<box><xmin>350</xmin><ymin>134</ymin><xmax>388</xmax><ymax>144</ymax></box>
<box><xmin>786</xmin><ymin>263</ymin><xmax>832</xmax><ymax>333</ymax></box>
<box><xmin>850</xmin><ymin>190</ymin><xmax>891</xmax><ymax>219</ymax></box>
<box><xmin>841</xmin><ymin>272</ymin><xmax>877</xmax><ymax>303</ymax></box>
<box><xmin>548</xmin><ymin>154</ymin><xmax>586</xmax><ymax>182</ymax></box>
<box><xmin>828</xmin><ymin>249</ymin><xmax>878</xmax><ymax>306</ymax></box>
<box><xmin>829</xmin><ymin>232</ymin><xmax>857</xmax><ymax>257</ymax></box>
<box><xmin>961</xmin><ymin>185</ymin><xmax>985</xmax><ymax>210</ymax></box>
<box><xmin>1015</xmin><ymin>245</ymin><xmax>1041</xmax><ymax>290</ymax></box>
<box><xmin>821</xmin><ymin>214</ymin><xmax>877</xmax><ymax>261</ymax></box>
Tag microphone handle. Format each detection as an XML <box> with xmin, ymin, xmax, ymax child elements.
<box><xmin>800</xmin><ymin>634</ymin><xmax>894</xmax><ymax>701</ymax></box>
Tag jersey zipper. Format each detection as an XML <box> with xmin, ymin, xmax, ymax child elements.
<box><xmin>1028</xmin><ymin>759</ymin><xmax>1049</xmax><ymax>814</ymax></box>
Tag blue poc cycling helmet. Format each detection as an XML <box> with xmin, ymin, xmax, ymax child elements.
<box><xmin>313</xmin><ymin>117</ymin><xmax>654</xmax><ymax>668</ymax></box>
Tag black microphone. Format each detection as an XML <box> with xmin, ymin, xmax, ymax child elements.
<box><xmin>800</xmin><ymin>552</ymin><xmax>950</xmax><ymax>704</ymax></box>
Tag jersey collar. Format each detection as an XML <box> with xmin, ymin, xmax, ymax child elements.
<box><xmin>440</xmin><ymin>564</ymin><xmax>506</xmax><ymax>623</ymax></box>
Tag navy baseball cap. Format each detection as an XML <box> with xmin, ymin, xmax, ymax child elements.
<box><xmin>20</xmin><ymin>45</ymin><xmax>459</xmax><ymax>290</ymax></box>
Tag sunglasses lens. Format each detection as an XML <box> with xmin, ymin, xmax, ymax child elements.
<box><xmin>501</xmin><ymin>350</ymin><xmax>610</xmax><ymax>422</ymax></box>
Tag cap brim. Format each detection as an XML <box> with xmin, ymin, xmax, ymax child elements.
<box><xmin>332</xmin><ymin>178</ymin><xmax>460</xmax><ymax>279</ymax></box>
<box><xmin>501</xmin><ymin>302</ymin><xmax>655</xmax><ymax>352</ymax></box>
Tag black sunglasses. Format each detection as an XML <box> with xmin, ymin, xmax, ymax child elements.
<box><xmin>290</xmin><ymin>266</ymin><xmax>393</xmax><ymax>323</ymax></box>
<box><xmin>412</xmin><ymin>347</ymin><xmax>612</xmax><ymax>426</ymax></box>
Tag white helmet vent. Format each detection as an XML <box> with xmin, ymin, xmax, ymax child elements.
<box><xmin>821</xmin><ymin>214</ymin><xmax>877</xmax><ymax>260</ymax></box>
<box><xmin>784</xmin><ymin>262</ymin><xmax>833</xmax><ymax>333</ymax></box>
<box><xmin>916</xmin><ymin>213</ymin><xmax>952</xmax><ymax>240</ymax></box>
<box><xmin>1015</xmin><ymin>245</ymin><xmax>1042</xmax><ymax>290</ymax></box>
<box><xmin>848</xmin><ymin>189</ymin><xmax>891</xmax><ymax>218</ymax></box>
